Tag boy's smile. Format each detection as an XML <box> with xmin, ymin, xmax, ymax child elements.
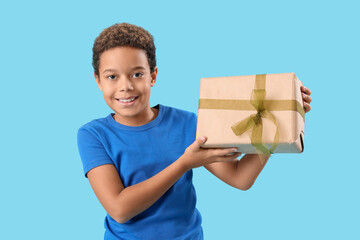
<box><xmin>95</xmin><ymin>47</ymin><xmax>158</xmax><ymax>126</ymax></box>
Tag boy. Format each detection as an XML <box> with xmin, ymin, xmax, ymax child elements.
<box><xmin>77</xmin><ymin>23</ymin><xmax>312</xmax><ymax>240</ymax></box>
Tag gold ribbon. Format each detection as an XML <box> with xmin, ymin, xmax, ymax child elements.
<box><xmin>198</xmin><ymin>74</ymin><xmax>305</xmax><ymax>164</ymax></box>
<box><xmin>198</xmin><ymin>99</ymin><xmax>304</xmax><ymax>119</ymax></box>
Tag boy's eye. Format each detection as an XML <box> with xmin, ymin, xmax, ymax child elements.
<box><xmin>132</xmin><ymin>72</ymin><xmax>144</xmax><ymax>78</ymax></box>
<box><xmin>107</xmin><ymin>75</ymin><xmax>116</xmax><ymax>80</ymax></box>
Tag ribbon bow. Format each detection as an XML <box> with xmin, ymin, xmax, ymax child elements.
<box><xmin>231</xmin><ymin>89</ymin><xmax>279</xmax><ymax>156</ymax></box>
<box><xmin>230</xmin><ymin>74</ymin><xmax>279</xmax><ymax>162</ymax></box>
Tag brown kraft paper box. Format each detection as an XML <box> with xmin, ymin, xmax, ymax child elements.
<box><xmin>196</xmin><ymin>72</ymin><xmax>305</xmax><ymax>154</ymax></box>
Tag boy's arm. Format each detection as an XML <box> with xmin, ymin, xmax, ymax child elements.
<box><xmin>87</xmin><ymin>158</ymin><xmax>189</xmax><ymax>224</ymax></box>
<box><xmin>204</xmin><ymin>154</ymin><xmax>269</xmax><ymax>190</ymax></box>
<box><xmin>87</xmin><ymin>137</ymin><xmax>240</xmax><ymax>224</ymax></box>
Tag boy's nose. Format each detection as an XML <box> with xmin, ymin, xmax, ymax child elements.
<box><xmin>118</xmin><ymin>77</ymin><xmax>134</xmax><ymax>91</ymax></box>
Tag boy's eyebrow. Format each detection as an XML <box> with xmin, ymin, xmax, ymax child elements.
<box><xmin>102</xmin><ymin>66</ymin><xmax>146</xmax><ymax>74</ymax></box>
<box><xmin>131</xmin><ymin>66</ymin><xmax>146</xmax><ymax>71</ymax></box>
<box><xmin>102</xmin><ymin>69</ymin><xmax>117</xmax><ymax>74</ymax></box>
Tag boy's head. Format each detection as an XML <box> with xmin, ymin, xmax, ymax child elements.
<box><xmin>92</xmin><ymin>23</ymin><xmax>159</xmax><ymax>126</ymax></box>
<box><xmin>92</xmin><ymin>23</ymin><xmax>156</xmax><ymax>76</ymax></box>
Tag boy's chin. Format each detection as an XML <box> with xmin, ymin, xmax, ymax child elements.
<box><xmin>113</xmin><ymin>107</ymin><xmax>144</xmax><ymax>118</ymax></box>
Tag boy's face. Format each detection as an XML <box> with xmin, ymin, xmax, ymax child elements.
<box><xmin>95</xmin><ymin>46</ymin><xmax>157</xmax><ymax>126</ymax></box>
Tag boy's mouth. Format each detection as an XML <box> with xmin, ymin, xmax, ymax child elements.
<box><xmin>115</xmin><ymin>96</ymin><xmax>138</xmax><ymax>105</ymax></box>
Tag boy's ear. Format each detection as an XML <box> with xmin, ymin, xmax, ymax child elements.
<box><xmin>94</xmin><ymin>73</ymin><xmax>103</xmax><ymax>91</ymax></box>
<box><xmin>150</xmin><ymin>66</ymin><xmax>158</xmax><ymax>87</ymax></box>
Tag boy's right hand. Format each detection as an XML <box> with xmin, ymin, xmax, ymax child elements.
<box><xmin>180</xmin><ymin>136</ymin><xmax>242</xmax><ymax>170</ymax></box>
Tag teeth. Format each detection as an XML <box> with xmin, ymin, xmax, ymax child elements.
<box><xmin>119</xmin><ymin>97</ymin><xmax>136</xmax><ymax>103</ymax></box>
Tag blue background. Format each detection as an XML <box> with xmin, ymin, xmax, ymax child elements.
<box><xmin>1</xmin><ymin>0</ymin><xmax>359</xmax><ymax>239</ymax></box>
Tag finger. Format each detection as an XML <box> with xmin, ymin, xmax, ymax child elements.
<box><xmin>217</xmin><ymin>152</ymin><xmax>242</xmax><ymax>162</ymax></box>
<box><xmin>211</xmin><ymin>147</ymin><xmax>239</xmax><ymax>157</ymax></box>
<box><xmin>303</xmin><ymin>102</ymin><xmax>311</xmax><ymax>113</ymax></box>
<box><xmin>190</xmin><ymin>136</ymin><xmax>207</xmax><ymax>151</ymax></box>
<box><xmin>224</xmin><ymin>151</ymin><xmax>242</xmax><ymax>156</ymax></box>
<box><xmin>301</xmin><ymin>86</ymin><xmax>312</xmax><ymax>95</ymax></box>
<box><xmin>302</xmin><ymin>92</ymin><xmax>312</xmax><ymax>104</ymax></box>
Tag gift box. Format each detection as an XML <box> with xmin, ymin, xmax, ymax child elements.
<box><xmin>196</xmin><ymin>72</ymin><xmax>305</xmax><ymax>155</ymax></box>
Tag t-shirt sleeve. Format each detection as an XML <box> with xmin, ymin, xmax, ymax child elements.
<box><xmin>77</xmin><ymin>127</ymin><xmax>114</xmax><ymax>178</ymax></box>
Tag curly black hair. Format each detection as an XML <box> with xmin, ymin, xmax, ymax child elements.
<box><xmin>92</xmin><ymin>23</ymin><xmax>156</xmax><ymax>76</ymax></box>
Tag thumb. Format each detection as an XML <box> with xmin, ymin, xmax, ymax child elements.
<box><xmin>191</xmin><ymin>136</ymin><xmax>207</xmax><ymax>150</ymax></box>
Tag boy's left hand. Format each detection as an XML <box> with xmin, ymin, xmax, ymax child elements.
<box><xmin>300</xmin><ymin>85</ymin><xmax>312</xmax><ymax>113</ymax></box>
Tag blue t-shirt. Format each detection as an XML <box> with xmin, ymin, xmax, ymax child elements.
<box><xmin>77</xmin><ymin>104</ymin><xmax>203</xmax><ymax>240</ymax></box>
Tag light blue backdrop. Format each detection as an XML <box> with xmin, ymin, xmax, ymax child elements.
<box><xmin>1</xmin><ymin>0</ymin><xmax>358</xmax><ymax>239</ymax></box>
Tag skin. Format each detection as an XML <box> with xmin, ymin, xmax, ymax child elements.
<box><xmin>89</xmin><ymin>46</ymin><xmax>313</xmax><ymax>224</ymax></box>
